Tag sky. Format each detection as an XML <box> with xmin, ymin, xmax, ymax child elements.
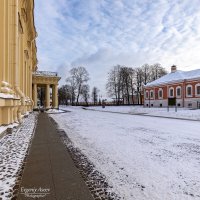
<box><xmin>35</xmin><ymin>0</ymin><xmax>200</xmax><ymax>97</ymax></box>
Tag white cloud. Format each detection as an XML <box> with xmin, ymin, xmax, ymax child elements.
<box><xmin>35</xmin><ymin>0</ymin><xmax>200</xmax><ymax>95</ymax></box>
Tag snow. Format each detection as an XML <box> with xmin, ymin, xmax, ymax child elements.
<box><xmin>0</xmin><ymin>113</ymin><xmax>37</xmax><ymax>200</ymax></box>
<box><xmin>33</xmin><ymin>71</ymin><xmax>58</xmax><ymax>77</ymax></box>
<box><xmin>51</xmin><ymin>106</ymin><xmax>200</xmax><ymax>200</ymax></box>
<box><xmin>86</xmin><ymin>106</ymin><xmax>200</xmax><ymax>120</ymax></box>
<box><xmin>0</xmin><ymin>123</ymin><xmax>19</xmax><ymax>137</ymax></box>
<box><xmin>0</xmin><ymin>93</ymin><xmax>14</xmax><ymax>99</ymax></box>
<box><xmin>145</xmin><ymin>69</ymin><xmax>200</xmax><ymax>87</ymax></box>
<box><xmin>46</xmin><ymin>109</ymin><xmax>66</xmax><ymax>114</ymax></box>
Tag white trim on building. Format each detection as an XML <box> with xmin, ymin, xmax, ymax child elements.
<box><xmin>176</xmin><ymin>86</ymin><xmax>181</xmax><ymax>98</ymax></box>
<box><xmin>195</xmin><ymin>83</ymin><xmax>200</xmax><ymax>97</ymax></box>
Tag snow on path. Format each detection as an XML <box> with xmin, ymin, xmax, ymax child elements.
<box><xmin>51</xmin><ymin>106</ymin><xmax>200</xmax><ymax>200</ymax></box>
<box><xmin>87</xmin><ymin>106</ymin><xmax>200</xmax><ymax>120</ymax></box>
<box><xmin>0</xmin><ymin>113</ymin><xmax>37</xmax><ymax>200</ymax></box>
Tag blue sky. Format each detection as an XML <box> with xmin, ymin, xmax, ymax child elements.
<box><xmin>35</xmin><ymin>0</ymin><xmax>200</xmax><ymax>96</ymax></box>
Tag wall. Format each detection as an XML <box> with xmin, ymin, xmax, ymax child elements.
<box><xmin>0</xmin><ymin>0</ymin><xmax>37</xmax><ymax>125</ymax></box>
<box><xmin>144</xmin><ymin>80</ymin><xmax>200</xmax><ymax>108</ymax></box>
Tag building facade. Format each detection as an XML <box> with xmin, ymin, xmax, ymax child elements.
<box><xmin>0</xmin><ymin>0</ymin><xmax>37</xmax><ymax>125</ymax></box>
<box><xmin>32</xmin><ymin>71</ymin><xmax>60</xmax><ymax>110</ymax></box>
<box><xmin>144</xmin><ymin>66</ymin><xmax>200</xmax><ymax>109</ymax></box>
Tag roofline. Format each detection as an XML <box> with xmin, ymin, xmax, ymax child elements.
<box><xmin>144</xmin><ymin>76</ymin><xmax>200</xmax><ymax>88</ymax></box>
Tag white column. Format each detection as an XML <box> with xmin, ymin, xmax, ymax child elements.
<box><xmin>45</xmin><ymin>84</ymin><xmax>50</xmax><ymax>109</ymax></box>
<box><xmin>52</xmin><ymin>84</ymin><xmax>58</xmax><ymax>109</ymax></box>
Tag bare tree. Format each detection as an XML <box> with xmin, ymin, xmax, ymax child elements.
<box><xmin>120</xmin><ymin>66</ymin><xmax>135</xmax><ymax>104</ymax></box>
<box><xmin>66</xmin><ymin>66</ymin><xmax>89</xmax><ymax>105</ymax></box>
<box><xmin>135</xmin><ymin>67</ymin><xmax>143</xmax><ymax>104</ymax></box>
<box><xmin>128</xmin><ymin>68</ymin><xmax>136</xmax><ymax>104</ymax></box>
<box><xmin>92</xmin><ymin>87</ymin><xmax>100</xmax><ymax>105</ymax></box>
<box><xmin>150</xmin><ymin>63</ymin><xmax>167</xmax><ymax>81</ymax></box>
<box><xmin>106</xmin><ymin>65</ymin><xmax>136</xmax><ymax>105</ymax></box>
<box><xmin>106</xmin><ymin>63</ymin><xmax>167</xmax><ymax>105</ymax></box>
<box><xmin>58</xmin><ymin>84</ymin><xmax>72</xmax><ymax>105</ymax></box>
<box><xmin>66</xmin><ymin>74</ymin><xmax>77</xmax><ymax>105</ymax></box>
<box><xmin>81</xmin><ymin>84</ymin><xmax>90</xmax><ymax>106</ymax></box>
<box><xmin>106</xmin><ymin>65</ymin><xmax>122</xmax><ymax>105</ymax></box>
<box><xmin>134</xmin><ymin>63</ymin><xmax>167</xmax><ymax>104</ymax></box>
<box><xmin>141</xmin><ymin>64</ymin><xmax>151</xmax><ymax>85</ymax></box>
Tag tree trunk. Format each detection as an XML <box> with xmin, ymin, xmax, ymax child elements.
<box><xmin>76</xmin><ymin>85</ymin><xmax>81</xmax><ymax>105</ymax></box>
<box><xmin>126</xmin><ymin>80</ymin><xmax>130</xmax><ymax>105</ymax></box>
<box><xmin>131</xmin><ymin>80</ymin><xmax>134</xmax><ymax>105</ymax></box>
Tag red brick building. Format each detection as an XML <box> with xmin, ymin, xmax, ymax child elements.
<box><xmin>144</xmin><ymin>66</ymin><xmax>200</xmax><ymax>108</ymax></box>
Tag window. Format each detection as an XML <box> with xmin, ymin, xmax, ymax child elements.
<box><xmin>187</xmin><ymin>87</ymin><xmax>192</xmax><ymax>95</ymax></box>
<box><xmin>159</xmin><ymin>90</ymin><xmax>162</xmax><ymax>98</ymax></box>
<box><xmin>176</xmin><ymin>87</ymin><xmax>181</xmax><ymax>97</ymax></box>
<box><xmin>158</xmin><ymin>89</ymin><xmax>163</xmax><ymax>99</ymax></box>
<box><xmin>195</xmin><ymin>84</ymin><xmax>200</xmax><ymax>96</ymax></box>
<box><xmin>170</xmin><ymin>89</ymin><xmax>173</xmax><ymax>97</ymax></box>
<box><xmin>146</xmin><ymin>91</ymin><xmax>149</xmax><ymax>99</ymax></box>
<box><xmin>150</xmin><ymin>90</ymin><xmax>154</xmax><ymax>98</ymax></box>
<box><xmin>186</xmin><ymin>85</ymin><xmax>192</xmax><ymax>97</ymax></box>
<box><xmin>169</xmin><ymin>87</ymin><xmax>174</xmax><ymax>97</ymax></box>
<box><xmin>197</xmin><ymin>86</ymin><xmax>200</xmax><ymax>95</ymax></box>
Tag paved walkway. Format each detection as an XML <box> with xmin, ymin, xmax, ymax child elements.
<box><xmin>17</xmin><ymin>113</ymin><xmax>94</xmax><ymax>200</ymax></box>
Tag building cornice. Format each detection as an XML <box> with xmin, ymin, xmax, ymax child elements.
<box><xmin>32</xmin><ymin>75</ymin><xmax>61</xmax><ymax>85</ymax></box>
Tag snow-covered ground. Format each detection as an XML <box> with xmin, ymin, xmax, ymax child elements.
<box><xmin>0</xmin><ymin>123</ymin><xmax>19</xmax><ymax>138</ymax></box>
<box><xmin>0</xmin><ymin>113</ymin><xmax>37</xmax><ymax>200</ymax></box>
<box><xmin>51</xmin><ymin>106</ymin><xmax>200</xmax><ymax>200</ymax></box>
<box><xmin>45</xmin><ymin>108</ymin><xmax>66</xmax><ymax>114</ymax></box>
<box><xmin>87</xmin><ymin>106</ymin><xmax>200</xmax><ymax>120</ymax></box>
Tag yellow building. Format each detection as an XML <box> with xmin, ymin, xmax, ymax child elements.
<box><xmin>0</xmin><ymin>0</ymin><xmax>60</xmax><ymax>126</ymax></box>
<box><xmin>0</xmin><ymin>0</ymin><xmax>37</xmax><ymax>125</ymax></box>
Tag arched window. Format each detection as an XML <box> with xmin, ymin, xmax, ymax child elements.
<box><xmin>195</xmin><ymin>84</ymin><xmax>200</xmax><ymax>96</ymax></box>
<box><xmin>150</xmin><ymin>90</ymin><xmax>154</xmax><ymax>99</ymax></box>
<box><xmin>158</xmin><ymin>88</ymin><xmax>163</xmax><ymax>99</ymax></box>
<box><xmin>169</xmin><ymin>87</ymin><xmax>174</xmax><ymax>97</ymax></box>
<box><xmin>176</xmin><ymin>86</ymin><xmax>181</xmax><ymax>97</ymax></box>
<box><xmin>186</xmin><ymin>85</ymin><xmax>192</xmax><ymax>97</ymax></box>
<box><xmin>146</xmin><ymin>91</ymin><xmax>149</xmax><ymax>99</ymax></box>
